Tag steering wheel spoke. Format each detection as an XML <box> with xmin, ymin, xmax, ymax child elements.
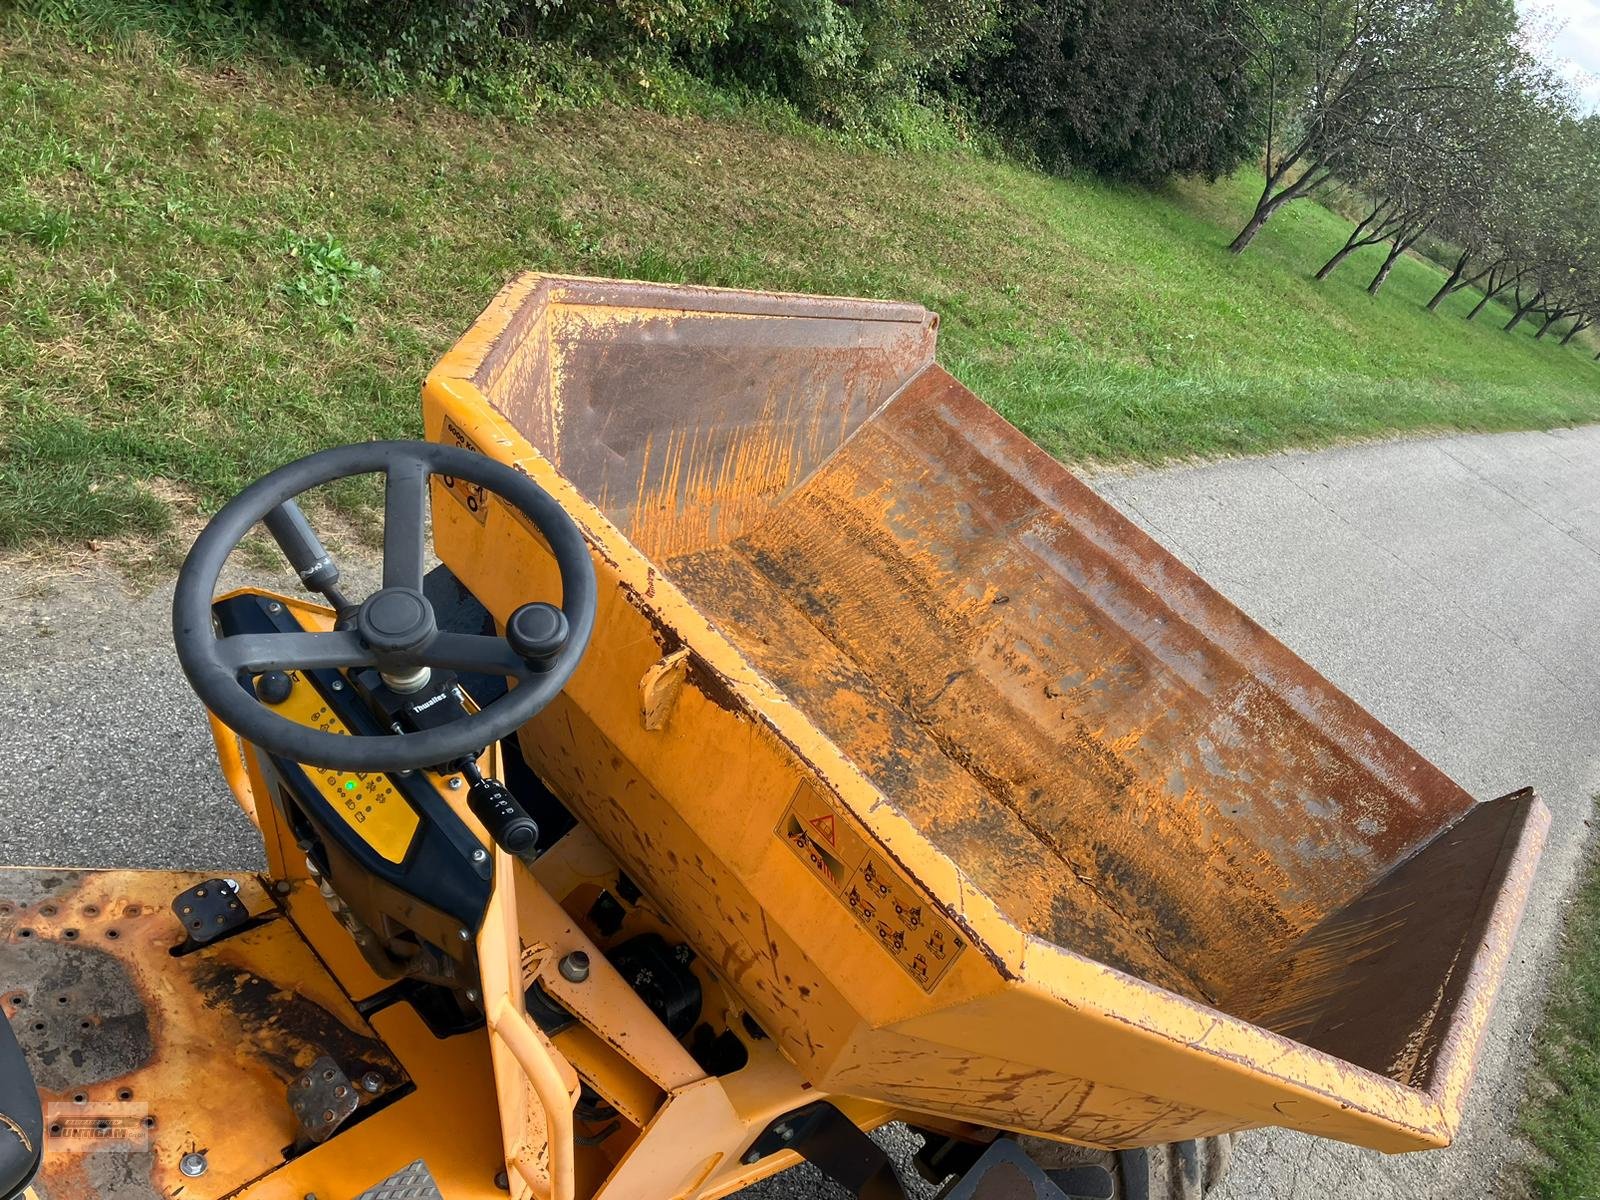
<box><xmin>419</xmin><ymin>632</ymin><xmax>532</xmax><ymax>679</ymax></box>
<box><xmin>382</xmin><ymin>456</ymin><xmax>430</xmax><ymax>591</ymax></box>
<box><xmin>217</xmin><ymin>630</ymin><xmax>371</xmax><ymax>674</ymax></box>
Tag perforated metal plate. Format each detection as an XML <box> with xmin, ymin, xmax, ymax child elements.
<box><xmin>353</xmin><ymin>1158</ymin><xmax>444</xmax><ymax>1200</ymax></box>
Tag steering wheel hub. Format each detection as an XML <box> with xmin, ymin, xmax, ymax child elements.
<box><xmin>358</xmin><ymin>587</ymin><xmax>436</xmax><ymax>655</ymax></box>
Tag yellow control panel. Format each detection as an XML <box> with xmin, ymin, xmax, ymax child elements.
<box><xmin>264</xmin><ymin>671</ymin><xmax>422</xmax><ymax>864</ymax></box>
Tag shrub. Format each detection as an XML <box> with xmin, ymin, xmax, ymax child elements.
<box><xmin>961</xmin><ymin>0</ymin><xmax>1264</xmax><ymax>182</ymax></box>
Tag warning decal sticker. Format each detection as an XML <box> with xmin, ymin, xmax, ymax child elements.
<box><xmin>777</xmin><ymin>784</ymin><xmax>966</xmax><ymax>991</ymax></box>
<box><xmin>437</xmin><ymin>415</ymin><xmax>489</xmax><ymax>524</ymax></box>
<box><xmin>435</xmin><ymin>414</ymin><xmax>552</xmax><ymax>546</ymax></box>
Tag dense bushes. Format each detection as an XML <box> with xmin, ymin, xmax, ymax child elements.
<box><xmin>238</xmin><ymin>0</ymin><xmax>1002</xmax><ymax>119</ymax></box>
<box><xmin>168</xmin><ymin>0</ymin><xmax>1266</xmax><ymax>182</ymax></box>
<box><xmin>960</xmin><ymin>0</ymin><xmax>1262</xmax><ymax>181</ymax></box>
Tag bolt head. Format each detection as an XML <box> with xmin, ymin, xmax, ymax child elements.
<box><xmin>558</xmin><ymin>950</ymin><xmax>591</xmax><ymax>983</ymax></box>
<box><xmin>179</xmin><ymin>1152</ymin><xmax>208</xmax><ymax>1177</ymax></box>
<box><xmin>465</xmin><ymin>988</ymin><xmax>481</xmax><ymax>1003</ymax></box>
<box><xmin>267</xmin><ymin>602</ymin><xmax>282</xmax><ymax>614</ymax></box>
<box><xmin>449</xmin><ymin>776</ymin><xmax>463</xmax><ymax>790</ymax></box>
<box><xmin>776</xmin><ymin>1124</ymin><xmax>794</xmax><ymax>1142</ymax></box>
<box><xmin>457</xmin><ymin>927</ymin><xmax>472</xmax><ymax>941</ymax></box>
<box><xmin>330</xmin><ymin>679</ymin><xmax>345</xmax><ymax>691</ymax></box>
<box><xmin>471</xmin><ymin>848</ymin><xmax>488</xmax><ymax>863</ymax></box>
<box><xmin>360</xmin><ymin>1072</ymin><xmax>383</xmax><ymax>1093</ymax></box>
<box><xmin>743</xmin><ymin>1149</ymin><xmax>762</xmax><ymax>1165</ymax></box>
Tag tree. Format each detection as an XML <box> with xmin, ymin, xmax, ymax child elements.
<box><xmin>1479</xmin><ymin>113</ymin><xmax>1600</xmax><ymax>335</ymax></box>
<box><xmin>1423</xmin><ymin>65</ymin><xmax>1560</xmax><ymax>313</ymax></box>
<box><xmin>1231</xmin><ymin>0</ymin><xmax>1522</xmax><ymax>255</ymax></box>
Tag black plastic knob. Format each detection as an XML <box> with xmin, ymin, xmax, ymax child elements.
<box><xmin>506</xmin><ymin>603</ymin><xmax>569</xmax><ymax>671</ymax></box>
<box><xmin>255</xmin><ymin>670</ymin><xmax>293</xmax><ymax>704</ymax></box>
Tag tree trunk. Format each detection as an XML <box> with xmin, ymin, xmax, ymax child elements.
<box><xmin>1535</xmin><ymin>312</ymin><xmax>1565</xmax><ymax>340</ymax></box>
<box><xmin>1505</xmin><ymin>292</ymin><xmax>1543</xmax><ymax>333</ymax></box>
<box><xmin>1560</xmin><ymin>319</ymin><xmax>1590</xmax><ymax>347</ymax></box>
<box><xmin>1229</xmin><ymin>207</ymin><xmax>1271</xmax><ymax>255</ymax></box>
<box><xmin>1228</xmin><ymin>157</ymin><xmax>1326</xmax><ymax>254</ymax></box>
<box><xmin>1468</xmin><ymin>274</ymin><xmax>1513</xmax><ymax>322</ymax></box>
<box><xmin>1427</xmin><ymin>251</ymin><xmax>1472</xmax><ymax>312</ymax></box>
<box><xmin>1315</xmin><ymin>241</ymin><xmax>1363</xmax><ymax>281</ymax></box>
<box><xmin>1367</xmin><ymin>242</ymin><xmax>1407</xmax><ymax>295</ymax></box>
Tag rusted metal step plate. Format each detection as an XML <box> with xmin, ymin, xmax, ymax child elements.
<box><xmin>1</xmin><ymin>868</ymin><xmax>407</xmax><ymax>1200</ymax></box>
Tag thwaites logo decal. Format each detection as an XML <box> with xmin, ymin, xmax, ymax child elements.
<box><xmin>777</xmin><ymin>784</ymin><xmax>965</xmax><ymax>991</ymax></box>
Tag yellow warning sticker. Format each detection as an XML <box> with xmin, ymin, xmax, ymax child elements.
<box><xmin>434</xmin><ymin>415</ymin><xmax>550</xmax><ymax>547</ymax></box>
<box><xmin>777</xmin><ymin>784</ymin><xmax>965</xmax><ymax>991</ymax></box>
<box><xmin>438</xmin><ymin>415</ymin><xmax>490</xmax><ymax>524</ymax></box>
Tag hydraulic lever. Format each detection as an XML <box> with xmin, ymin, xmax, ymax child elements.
<box><xmin>264</xmin><ymin>499</ymin><xmax>354</xmax><ymax>615</ymax></box>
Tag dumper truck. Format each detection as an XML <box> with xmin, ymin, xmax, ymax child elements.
<box><xmin>0</xmin><ymin>276</ymin><xmax>1546</xmax><ymax>1200</ymax></box>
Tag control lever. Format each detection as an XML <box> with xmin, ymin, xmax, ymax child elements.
<box><xmin>460</xmin><ymin>758</ymin><xmax>540</xmax><ymax>855</ymax></box>
<box><xmin>264</xmin><ymin>500</ymin><xmax>353</xmax><ymax>614</ymax></box>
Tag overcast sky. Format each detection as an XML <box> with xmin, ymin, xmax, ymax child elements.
<box><xmin>1520</xmin><ymin>0</ymin><xmax>1600</xmax><ymax>113</ymax></box>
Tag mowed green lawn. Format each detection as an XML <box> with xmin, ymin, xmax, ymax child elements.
<box><xmin>3</xmin><ymin>13</ymin><xmax>1599</xmax><ymax>548</ymax></box>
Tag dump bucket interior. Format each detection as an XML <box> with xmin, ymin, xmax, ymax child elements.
<box><xmin>456</xmin><ymin>276</ymin><xmax>1539</xmax><ymax>1100</ymax></box>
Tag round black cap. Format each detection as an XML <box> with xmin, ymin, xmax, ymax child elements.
<box><xmin>357</xmin><ymin>588</ymin><xmax>436</xmax><ymax>653</ymax></box>
<box><xmin>255</xmin><ymin>670</ymin><xmax>293</xmax><ymax>705</ymax></box>
<box><xmin>506</xmin><ymin>603</ymin><xmax>569</xmax><ymax>669</ymax></box>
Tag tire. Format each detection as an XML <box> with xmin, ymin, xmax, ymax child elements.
<box><xmin>1016</xmin><ymin>1133</ymin><xmax>1235</xmax><ymax>1200</ymax></box>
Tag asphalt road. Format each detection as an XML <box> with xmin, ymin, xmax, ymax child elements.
<box><xmin>1093</xmin><ymin>426</ymin><xmax>1600</xmax><ymax>1200</ymax></box>
<box><xmin>2</xmin><ymin>424</ymin><xmax>1597</xmax><ymax>1199</ymax></box>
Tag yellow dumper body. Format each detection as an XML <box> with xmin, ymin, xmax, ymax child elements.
<box><xmin>423</xmin><ymin>274</ymin><xmax>1547</xmax><ymax>1157</ymax></box>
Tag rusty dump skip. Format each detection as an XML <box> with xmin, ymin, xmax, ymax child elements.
<box><xmin>433</xmin><ymin>274</ymin><xmax>1547</xmax><ymax>1148</ymax></box>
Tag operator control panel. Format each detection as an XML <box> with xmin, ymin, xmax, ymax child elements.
<box><xmin>264</xmin><ymin>670</ymin><xmax>421</xmax><ymax>864</ymax></box>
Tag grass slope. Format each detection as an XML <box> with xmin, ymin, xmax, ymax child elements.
<box><xmin>1524</xmin><ymin>819</ymin><xmax>1600</xmax><ymax>1200</ymax></box>
<box><xmin>3</xmin><ymin>14</ymin><xmax>1599</xmax><ymax>547</ymax></box>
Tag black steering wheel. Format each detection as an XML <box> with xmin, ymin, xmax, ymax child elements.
<box><xmin>173</xmin><ymin>440</ymin><xmax>596</xmax><ymax>773</ymax></box>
